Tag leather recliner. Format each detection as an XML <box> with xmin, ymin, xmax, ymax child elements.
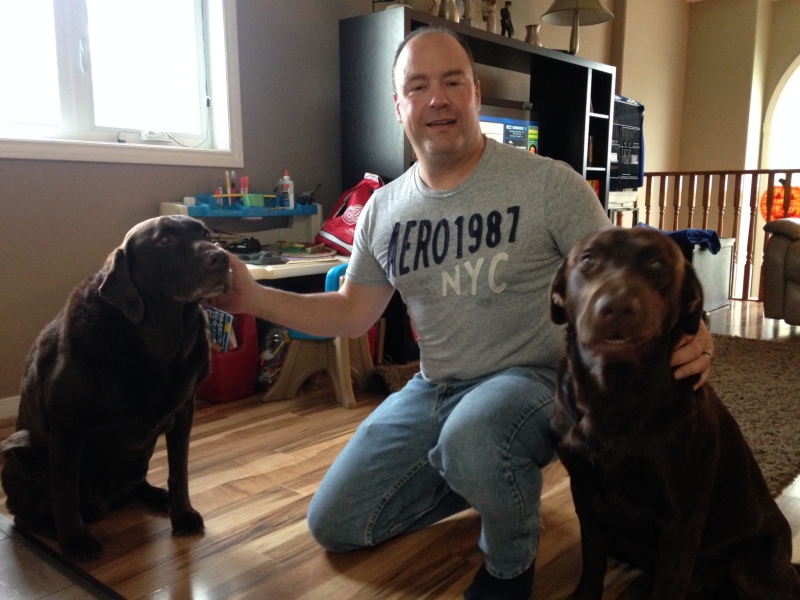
<box><xmin>762</xmin><ymin>218</ymin><xmax>800</xmax><ymax>325</ymax></box>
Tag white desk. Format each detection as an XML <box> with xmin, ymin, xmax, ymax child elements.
<box><xmin>160</xmin><ymin>201</ymin><xmax>347</xmax><ymax>280</ymax></box>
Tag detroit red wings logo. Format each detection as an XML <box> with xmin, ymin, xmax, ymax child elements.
<box><xmin>342</xmin><ymin>204</ymin><xmax>363</xmax><ymax>225</ymax></box>
<box><xmin>315</xmin><ymin>173</ymin><xmax>383</xmax><ymax>255</ymax></box>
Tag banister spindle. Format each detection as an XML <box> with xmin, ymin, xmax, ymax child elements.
<box><xmin>731</xmin><ymin>173</ymin><xmax>743</xmax><ymax>298</ymax></box>
<box><xmin>701</xmin><ymin>173</ymin><xmax>711</xmax><ymax>230</ymax></box>
<box><xmin>742</xmin><ymin>174</ymin><xmax>760</xmax><ymax>300</ymax></box>
<box><xmin>671</xmin><ymin>175</ymin><xmax>683</xmax><ymax>231</ymax></box>
<box><xmin>783</xmin><ymin>172</ymin><xmax>795</xmax><ymax>219</ymax></box>
<box><xmin>686</xmin><ymin>173</ymin><xmax>697</xmax><ymax>229</ymax></box>
<box><xmin>658</xmin><ymin>175</ymin><xmax>667</xmax><ymax>230</ymax></box>
<box><xmin>716</xmin><ymin>173</ymin><xmax>728</xmax><ymax>237</ymax></box>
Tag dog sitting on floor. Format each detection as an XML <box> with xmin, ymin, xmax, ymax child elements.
<box><xmin>549</xmin><ymin>226</ymin><xmax>800</xmax><ymax>599</ymax></box>
<box><xmin>1</xmin><ymin>215</ymin><xmax>231</xmax><ymax>561</ymax></box>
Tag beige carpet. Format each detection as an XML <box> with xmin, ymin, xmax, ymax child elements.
<box><xmin>708</xmin><ymin>335</ymin><xmax>800</xmax><ymax>496</ymax></box>
<box><xmin>374</xmin><ymin>336</ymin><xmax>800</xmax><ymax>497</ymax></box>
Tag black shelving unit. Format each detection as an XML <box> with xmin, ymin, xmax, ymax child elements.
<box><xmin>339</xmin><ymin>7</ymin><xmax>616</xmax><ymax>209</ymax></box>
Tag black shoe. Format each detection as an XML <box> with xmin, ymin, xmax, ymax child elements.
<box><xmin>464</xmin><ymin>563</ymin><xmax>535</xmax><ymax>600</ymax></box>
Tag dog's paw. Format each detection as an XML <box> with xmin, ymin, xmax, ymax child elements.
<box><xmin>136</xmin><ymin>482</ymin><xmax>170</xmax><ymax>513</ymax></box>
<box><xmin>81</xmin><ymin>496</ymin><xmax>110</xmax><ymax>524</ymax></box>
<box><xmin>61</xmin><ymin>532</ymin><xmax>103</xmax><ymax>562</ymax></box>
<box><xmin>171</xmin><ymin>509</ymin><xmax>204</xmax><ymax>536</ymax></box>
<box><xmin>0</xmin><ymin>429</ymin><xmax>32</xmax><ymax>453</ymax></box>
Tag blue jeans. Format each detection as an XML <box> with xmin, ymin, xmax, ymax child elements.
<box><xmin>307</xmin><ymin>365</ymin><xmax>557</xmax><ymax>579</ymax></box>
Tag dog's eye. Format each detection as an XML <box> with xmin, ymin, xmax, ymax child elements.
<box><xmin>580</xmin><ymin>254</ymin><xmax>596</xmax><ymax>268</ymax></box>
<box><xmin>647</xmin><ymin>259</ymin><xmax>666</xmax><ymax>271</ymax></box>
<box><xmin>155</xmin><ymin>235</ymin><xmax>173</xmax><ymax>247</ymax></box>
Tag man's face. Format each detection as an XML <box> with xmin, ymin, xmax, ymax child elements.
<box><xmin>393</xmin><ymin>32</ymin><xmax>483</xmax><ymax>167</ymax></box>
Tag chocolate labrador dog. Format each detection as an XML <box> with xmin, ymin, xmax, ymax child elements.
<box><xmin>1</xmin><ymin>215</ymin><xmax>230</xmax><ymax>561</ymax></box>
<box><xmin>549</xmin><ymin>226</ymin><xmax>800</xmax><ymax>599</ymax></box>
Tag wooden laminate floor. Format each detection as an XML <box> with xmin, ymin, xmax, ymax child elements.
<box><xmin>1</xmin><ymin>300</ymin><xmax>799</xmax><ymax>600</ymax></box>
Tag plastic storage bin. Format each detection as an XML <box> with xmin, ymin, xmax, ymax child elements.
<box><xmin>197</xmin><ymin>313</ymin><xmax>258</xmax><ymax>403</ymax></box>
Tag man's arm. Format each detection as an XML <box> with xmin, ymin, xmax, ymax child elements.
<box><xmin>207</xmin><ymin>253</ymin><xmax>395</xmax><ymax>339</ymax></box>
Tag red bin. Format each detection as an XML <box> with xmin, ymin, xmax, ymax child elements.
<box><xmin>197</xmin><ymin>313</ymin><xmax>258</xmax><ymax>403</ymax></box>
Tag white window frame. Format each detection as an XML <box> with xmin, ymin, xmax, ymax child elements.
<box><xmin>0</xmin><ymin>0</ymin><xmax>243</xmax><ymax>168</ymax></box>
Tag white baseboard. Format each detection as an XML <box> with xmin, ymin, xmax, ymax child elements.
<box><xmin>0</xmin><ymin>396</ymin><xmax>20</xmax><ymax>420</ymax></box>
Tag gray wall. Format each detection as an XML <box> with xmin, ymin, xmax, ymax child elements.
<box><xmin>678</xmin><ymin>0</ymin><xmax>800</xmax><ymax>172</ymax></box>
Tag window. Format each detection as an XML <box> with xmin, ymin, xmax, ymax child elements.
<box><xmin>0</xmin><ymin>0</ymin><xmax>242</xmax><ymax>167</ymax></box>
<box><xmin>767</xmin><ymin>62</ymin><xmax>800</xmax><ymax>170</ymax></box>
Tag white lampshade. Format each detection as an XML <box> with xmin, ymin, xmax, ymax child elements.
<box><xmin>541</xmin><ymin>0</ymin><xmax>613</xmax><ymax>54</ymax></box>
<box><xmin>541</xmin><ymin>0</ymin><xmax>614</xmax><ymax>26</ymax></box>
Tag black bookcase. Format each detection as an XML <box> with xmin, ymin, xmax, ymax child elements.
<box><xmin>339</xmin><ymin>7</ymin><xmax>616</xmax><ymax>209</ymax></box>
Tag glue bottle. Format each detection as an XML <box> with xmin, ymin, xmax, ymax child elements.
<box><xmin>277</xmin><ymin>170</ymin><xmax>295</xmax><ymax>209</ymax></box>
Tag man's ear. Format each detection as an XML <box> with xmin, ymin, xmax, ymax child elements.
<box><xmin>99</xmin><ymin>249</ymin><xmax>144</xmax><ymax>324</ymax></box>
<box><xmin>394</xmin><ymin>94</ymin><xmax>402</xmax><ymax>124</ymax></box>
<box><xmin>678</xmin><ymin>261</ymin><xmax>704</xmax><ymax>335</ymax></box>
<box><xmin>550</xmin><ymin>258</ymin><xmax>569</xmax><ymax>325</ymax></box>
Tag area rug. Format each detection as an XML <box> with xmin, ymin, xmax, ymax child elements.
<box><xmin>374</xmin><ymin>337</ymin><xmax>800</xmax><ymax>497</ymax></box>
<box><xmin>708</xmin><ymin>335</ymin><xmax>800</xmax><ymax>496</ymax></box>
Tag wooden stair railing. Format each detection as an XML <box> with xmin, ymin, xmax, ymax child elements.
<box><xmin>638</xmin><ymin>168</ymin><xmax>800</xmax><ymax>301</ymax></box>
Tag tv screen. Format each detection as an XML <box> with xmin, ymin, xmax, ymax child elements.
<box><xmin>479</xmin><ymin>105</ymin><xmax>539</xmax><ymax>154</ymax></box>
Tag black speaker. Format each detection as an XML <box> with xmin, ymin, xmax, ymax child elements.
<box><xmin>610</xmin><ymin>97</ymin><xmax>644</xmax><ymax>191</ymax></box>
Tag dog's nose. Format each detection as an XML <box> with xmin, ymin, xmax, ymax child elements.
<box><xmin>595</xmin><ymin>292</ymin><xmax>641</xmax><ymax>324</ymax></box>
<box><xmin>204</xmin><ymin>248</ymin><xmax>230</xmax><ymax>270</ymax></box>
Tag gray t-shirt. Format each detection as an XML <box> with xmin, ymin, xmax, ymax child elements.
<box><xmin>348</xmin><ymin>138</ymin><xmax>611</xmax><ymax>383</ymax></box>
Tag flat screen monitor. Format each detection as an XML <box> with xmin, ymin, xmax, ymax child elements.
<box><xmin>479</xmin><ymin>104</ymin><xmax>539</xmax><ymax>154</ymax></box>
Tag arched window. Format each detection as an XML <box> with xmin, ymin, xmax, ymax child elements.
<box><xmin>766</xmin><ymin>58</ymin><xmax>800</xmax><ymax>169</ymax></box>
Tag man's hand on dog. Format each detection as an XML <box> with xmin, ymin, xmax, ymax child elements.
<box><xmin>205</xmin><ymin>251</ymin><xmax>261</xmax><ymax>315</ymax></box>
<box><xmin>672</xmin><ymin>319</ymin><xmax>714</xmax><ymax>389</ymax></box>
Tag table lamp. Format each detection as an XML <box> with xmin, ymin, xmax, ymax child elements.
<box><xmin>541</xmin><ymin>0</ymin><xmax>613</xmax><ymax>55</ymax></box>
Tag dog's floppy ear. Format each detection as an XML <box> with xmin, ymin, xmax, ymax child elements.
<box><xmin>550</xmin><ymin>257</ymin><xmax>569</xmax><ymax>325</ymax></box>
<box><xmin>99</xmin><ymin>249</ymin><xmax>144</xmax><ymax>324</ymax></box>
<box><xmin>678</xmin><ymin>260</ymin><xmax>704</xmax><ymax>335</ymax></box>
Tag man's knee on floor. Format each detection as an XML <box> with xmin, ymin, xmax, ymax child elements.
<box><xmin>306</xmin><ymin>495</ymin><xmax>359</xmax><ymax>553</ymax></box>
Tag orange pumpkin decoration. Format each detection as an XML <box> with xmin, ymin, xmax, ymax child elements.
<box><xmin>760</xmin><ymin>179</ymin><xmax>800</xmax><ymax>221</ymax></box>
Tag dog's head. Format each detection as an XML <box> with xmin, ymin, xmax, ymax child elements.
<box><xmin>99</xmin><ymin>216</ymin><xmax>231</xmax><ymax>324</ymax></box>
<box><xmin>550</xmin><ymin>227</ymin><xmax>704</xmax><ymax>364</ymax></box>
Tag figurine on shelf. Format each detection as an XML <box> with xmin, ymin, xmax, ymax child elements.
<box><xmin>439</xmin><ymin>0</ymin><xmax>459</xmax><ymax>22</ymax></box>
<box><xmin>461</xmin><ymin>0</ymin><xmax>484</xmax><ymax>27</ymax></box>
<box><xmin>500</xmin><ymin>0</ymin><xmax>514</xmax><ymax>37</ymax></box>
<box><xmin>524</xmin><ymin>23</ymin><xmax>542</xmax><ymax>46</ymax></box>
<box><xmin>483</xmin><ymin>0</ymin><xmax>498</xmax><ymax>33</ymax></box>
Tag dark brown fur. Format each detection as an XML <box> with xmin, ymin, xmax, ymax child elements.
<box><xmin>1</xmin><ymin>215</ymin><xmax>230</xmax><ymax>561</ymax></box>
<box><xmin>549</xmin><ymin>226</ymin><xmax>800</xmax><ymax>599</ymax></box>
